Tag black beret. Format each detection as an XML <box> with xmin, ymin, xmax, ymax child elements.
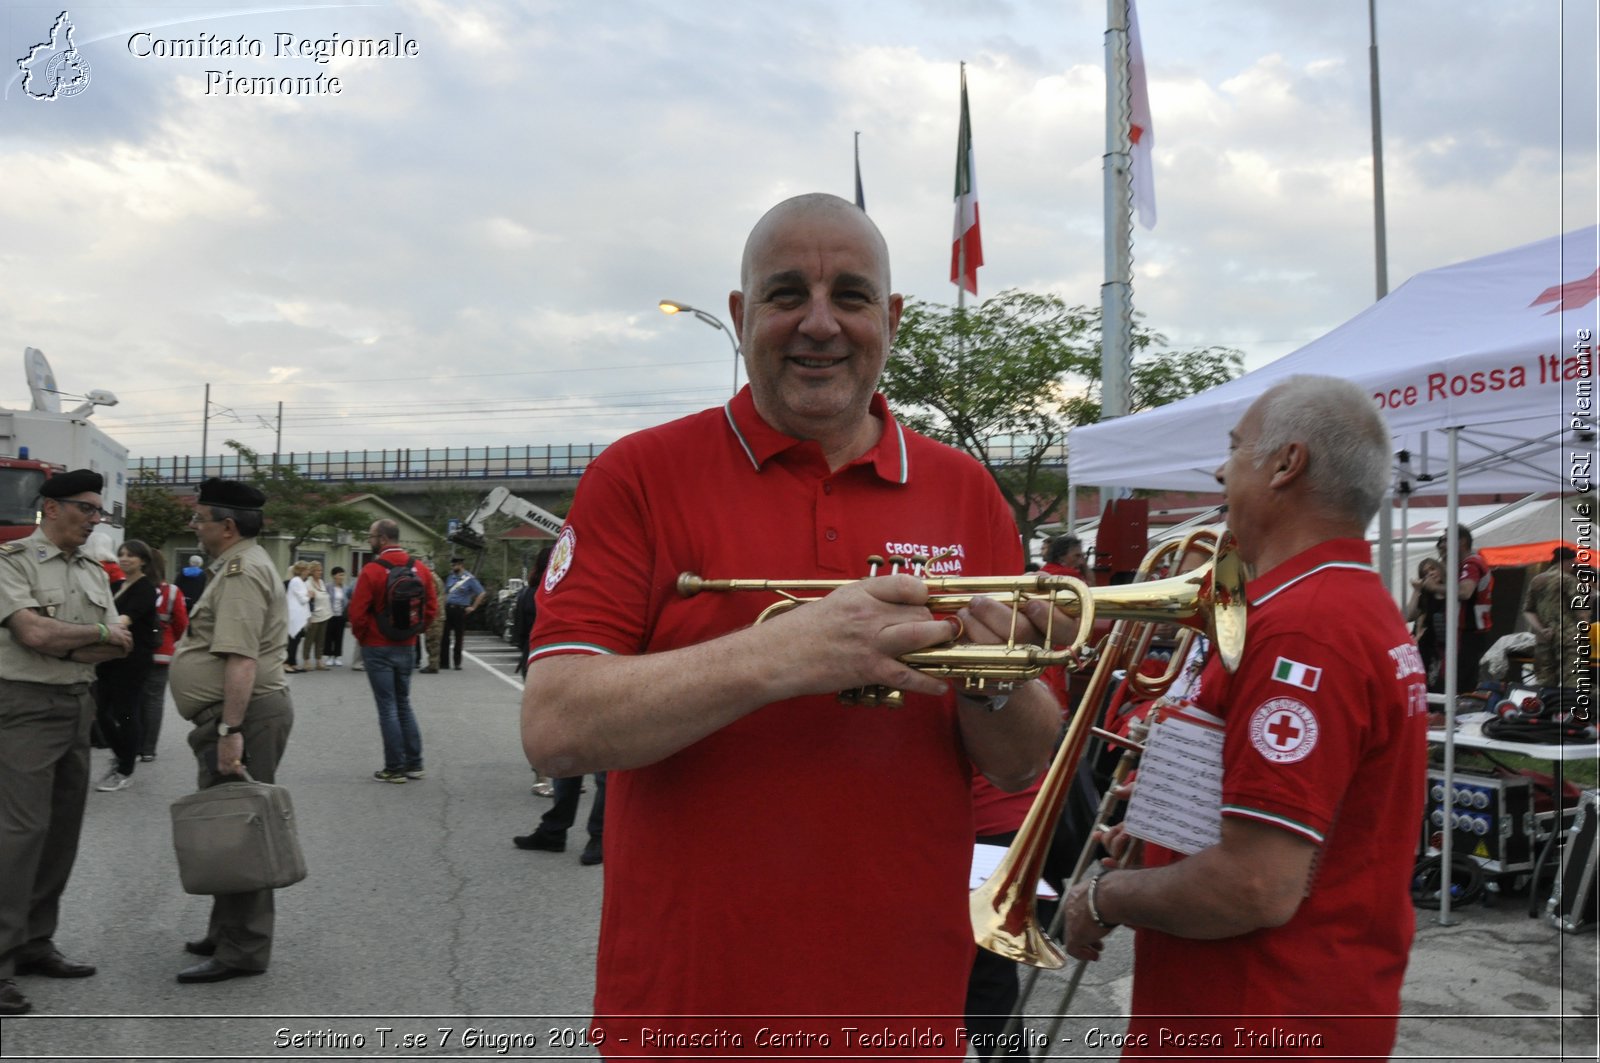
<box><xmin>39</xmin><ymin>468</ymin><xmax>103</xmax><ymax>499</ymax></box>
<box><xmin>196</xmin><ymin>477</ymin><xmax>266</xmax><ymax>511</ymax></box>
<box><xmin>450</xmin><ymin>556</ymin><xmax>464</xmax><ymax>563</ymax></box>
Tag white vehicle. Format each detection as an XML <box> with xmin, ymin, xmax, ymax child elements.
<box><xmin>0</xmin><ymin>349</ymin><xmax>126</xmax><ymax>548</ymax></box>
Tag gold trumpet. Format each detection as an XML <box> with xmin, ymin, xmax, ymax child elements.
<box><xmin>678</xmin><ymin>558</ymin><xmax>1097</xmax><ymax>706</ymax></box>
<box><xmin>969</xmin><ymin>530</ymin><xmax>1247</xmax><ymax>969</ymax></box>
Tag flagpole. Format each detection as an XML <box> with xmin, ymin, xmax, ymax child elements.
<box><xmin>1368</xmin><ymin>0</ymin><xmax>1390</xmax><ymax>301</ymax></box>
<box><xmin>957</xmin><ymin>62</ymin><xmax>968</xmax><ymax>315</ymax></box>
<box><xmin>1101</xmin><ymin>0</ymin><xmax>1133</xmax><ymax>425</ymax></box>
<box><xmin>854</xmin><ymin>130</ymin><xmax>866</xmax><ymax>212</ymax></box>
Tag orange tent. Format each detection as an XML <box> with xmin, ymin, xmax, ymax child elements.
<box><xmin>1478</xmin><ymin>540</ymin><xmax>1579</xmax><ymax>567</ymax></box>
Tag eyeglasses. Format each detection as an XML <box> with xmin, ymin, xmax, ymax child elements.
<box><xmin>58</xmin><ymin>499</ymin><xmax>111</xmax><ymax>520</ymax></box>
<box><xmin>189</xmin><ymin>513</ymin><xmax>229</xmax><ymax>526</ymax></box>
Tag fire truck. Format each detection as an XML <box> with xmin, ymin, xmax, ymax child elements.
<box><xmin>0</xmin><ymin>348</ymin><xmax>128</xmax><ymax>545</ymax></box>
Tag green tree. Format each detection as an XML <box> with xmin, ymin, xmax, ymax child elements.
<box><xmin>124</xmin><ymin>467</ymin><xmax>192</xmax><ymax>552</ymax></box>
<box><xmin>223</xmin><ymin>440</ymin><xmax>380</xmax><ymax>555</ymax></box>
<box><xmin>881</xmin><ymin>290</ymin><xmax>1242</xmax><ymax>545</ymax></box>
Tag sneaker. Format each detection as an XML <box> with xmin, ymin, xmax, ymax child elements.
<box><xmin>139</xmin><ymin>753</ymin><xmax>157</xmax><ymax>762</ymax></box>
<box><xmin>531</xmin><ymin>781</ymin><xmax>555</xmax><ymax>797</ymax></box>
<box><xmin>332</xmin><ymin>657</ymin><xmax>342</xmax><ymax>667</ymax></box>
<box><xmin>373</xmin><ymin>769</ymin><xmax>407</xmax><ymax>784</ymax></box>
<box><xmin>96</xmin><ymin>770</ymin><xmax>132</xmax><ymax>792</ymax></box>
<box><xmin>403</xmin><ymin>768</ymin><xmax>426</xmax><ymax>780</ymax></box>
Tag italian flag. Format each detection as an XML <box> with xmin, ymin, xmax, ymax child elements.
<box><xmin>1273</xmin><ymin>657</ymin><xmax>1322</xmax><ymax>692</ymax></box>
<box><xmin>950</xmin><ymin>65</ymin><xmax>983</xmax><ymax>296</ymax></box>
<box><xmin>1128</xmin><ymin>0</ymin><xmax>1157</xmax><ymax>229</ymax></box>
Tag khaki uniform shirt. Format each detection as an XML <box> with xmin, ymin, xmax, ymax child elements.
<box><xmin>169</xmin><ymin>539</ymin><xmax>288</xmax><ymax>719</ymax></box>
<box><xmin>1522</xmin><ymin>567</ymin><xmax>1586</xmax><ymax>689</ymax></box>
<box><xmin>0</xmin><ymin>527</ymin><xmax>116</xmax><ymax>685</ymax></box>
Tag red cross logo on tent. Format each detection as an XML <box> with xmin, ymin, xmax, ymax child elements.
<box><xmin>1249</xmin><ymin>697</ymin><xmax>1319</xmax><ymax>764</ymax></box>
<box><xmin>1529</xmin><ymin>266</ymin><xmax>1599</xmax><ymax>316</ymax></box>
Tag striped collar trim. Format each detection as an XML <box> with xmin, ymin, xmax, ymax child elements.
<box><xmin>1254</xmin><ymin>561</ymin><xmax>1374</xmax><ymax>606</ymax></box>
<box><xmin>1247</xmin><ymin>538</ymin><xmax>1376</xmax><ymax>607</ymax></box>
<box><xmin>722</xmin><ymin>387</ymin><xmax>911</xmax><ymax>484</ymax></box>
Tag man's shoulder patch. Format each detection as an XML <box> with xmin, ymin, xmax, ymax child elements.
<box><xmin>0</xmin><ymin>542</ymin><xmax>23</xmax><ymax>555</ymax></box>
<box><xmin>1248</xmin><ymin>697</ymin><xmax>1319</xmax><ymax>764</ymax></box>
<box><xmin>544</xmin><ymin>526</ymin><xmax>576</xmax><ymax>593</ymax></box>
<box><xmin>1271</xmin><ymin>656</ymin><xmax>1322</xmax><ymax>692</ymax></box>
<box><xmin>224</xmin><ymin>558</ymin><xmax>243</xmax><ymax>576</ymax></box>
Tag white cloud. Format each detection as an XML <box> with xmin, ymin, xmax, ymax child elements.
<box><xmin>0</xmin><ymin>0</ymin><xmax>1591</xmax><ymax>459</ymax></box>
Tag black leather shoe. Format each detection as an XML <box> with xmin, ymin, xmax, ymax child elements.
<box><xmin>176</xmin><ymin>958</ymin><xmax>264</xmax><ymax>984</ymax></box>
<box><xmin>0</xmin><ymin>979</ymin><xmax>30</xmax><ymax>1015</ymax></box>
<box><xmin>512</xmin><ymin>831</ymin><xmax>565</xmax><ymax>852</ymax></box>
<box><xmin>184</xmin><ymin>939</ymin><xmax>217</xmax><ymax>957</ymax></box>
<box><xmin>580</xmin><ymin>837</ymin><xmax>603</xmax><ymax>866</ymax></box>
<box><xmin>16</xmin><ymin>951</ymin><xmax>96</xmax><ymax>978</ymax></box>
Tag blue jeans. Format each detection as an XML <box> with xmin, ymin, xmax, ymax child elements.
<box><xmin>362</xmin><ymin>645</ymin><xmax>423</xmax><ymax>771</ymax></box>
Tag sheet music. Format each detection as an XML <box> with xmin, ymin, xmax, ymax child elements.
<box><xmin>1123</xmin><ymin>705</ymin><xmax>1226</xmax><ymax>856</ymax></box>
<box><xmin>969</xmin><ymin>842</ymin><xmax>1059</xmax><ymax>899</ymax></box>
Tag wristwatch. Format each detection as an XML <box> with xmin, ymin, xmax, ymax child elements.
<box><xmin>216</xmin><ymin>720</ymin><xmax>237</xmax><ymax>737</ymax></box>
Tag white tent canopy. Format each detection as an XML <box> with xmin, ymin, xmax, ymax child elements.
<box><xmin>1068</xmin><ymin>226</ymin><xmax>1598</xmax><ymax>924</ymax></box>
<box><xmin>1069</xmin><ymin>226</ymin><xmax>1598</xmax><ymax>496</ymax></box>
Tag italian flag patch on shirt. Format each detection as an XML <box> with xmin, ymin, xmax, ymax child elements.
<box><xmin>1273</xmin><ymin>657</ymin><xmax>1322</xmax><ymax>691</ymax></box>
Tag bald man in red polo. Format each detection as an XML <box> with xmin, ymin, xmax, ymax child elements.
<box><xmin>523</xmin><ymin>193</ymin><xmax>1061</xmax><ymax>1057</ymax></box>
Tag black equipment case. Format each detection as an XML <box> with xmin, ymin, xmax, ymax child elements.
<box><xmin>1547</xmin><ymin>789</ymin><xmax>1599</xmax><ymax>933</ymax></box>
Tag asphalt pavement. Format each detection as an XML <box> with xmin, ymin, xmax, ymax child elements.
<box><xmin>1</xmin><ymin>632</ymin><xmax>1596</xmax><ymax>1061</ymax></box>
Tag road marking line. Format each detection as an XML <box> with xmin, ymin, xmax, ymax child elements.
<box><xmin>463</xmin><ymin>649</ymin><xmax>525</xmax><ymax>691</ymax></box>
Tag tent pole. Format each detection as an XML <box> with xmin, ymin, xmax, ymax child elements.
<box><xmin>1438</xmin><ymin>427</ymin><xmax>1461</xmax><ymax>926</ymax></box>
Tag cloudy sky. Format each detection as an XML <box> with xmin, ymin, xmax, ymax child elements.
<box><xmin>2</xmin><ymin>0</ymin><xmax>1595</xmax><ymax>462</ymax></box>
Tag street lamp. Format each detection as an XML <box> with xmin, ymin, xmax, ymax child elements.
<box><xmin>659</xmin><ymin>299</ymin><xmax>741</xmax><ymax>396</ymax></box>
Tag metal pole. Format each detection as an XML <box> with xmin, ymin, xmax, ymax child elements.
<box><xmin>275</xmin><ymin>401</ymin><xmax>283</xmax><ymax>469</ymax></box>
<box><xmin>1438</xmin><ymin>427</ymin><xmax>1461</xmax><ymax>926</ymax></box>
<box><xmin>1101</xmin><ymin>0</ymin><xmax>1133</xmax><ymax>424</ymax></box>
<box><xmin>201</xmin><ymin>383</ymin><xmax>210</xmax><ymax>477</ymax></box>
<box><xmin>1368</xmin><ymin>0</ymin><xmax>1389</xmax><ymax>300</ymax></box>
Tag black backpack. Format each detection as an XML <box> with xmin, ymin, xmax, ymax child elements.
<box><xmin>374</xmin><ymin>557</ymin><xmax>427</xmax><ymax>640</ymax></box>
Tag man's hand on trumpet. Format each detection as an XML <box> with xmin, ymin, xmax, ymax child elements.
<box><xmin>762</xmin><ymin>574</ymin><xmax>958</xmax><ymax>702</ymax></box>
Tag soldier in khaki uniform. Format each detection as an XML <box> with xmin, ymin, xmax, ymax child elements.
<box><xmin>1522</xmin><ymin>546</ymin><xmax>1590</xmax><ymax>698</ymax></box>
<box><xmin>0</xmin><ymin>469</ymin><xmax>133</xmax><ymax>1016</ymax></box>
<box><xmin>167</xmin><ymin>478</ymin><xmax>293</xmax><ymax>984</ymax></box>
<box><xmin>419</xmin><ymin>562</ymin><xmax>446</xmax><ymax>673</ymax></box>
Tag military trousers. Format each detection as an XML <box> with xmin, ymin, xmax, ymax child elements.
<box><xmin>0</xmin><ymin>678</ymin><xmax>94</xmax><ymax>978</ymax></box>
<box><xmin>186</xmin><ymin>687</ymin><xmax>294</xmax><ymax>971</ymax></box>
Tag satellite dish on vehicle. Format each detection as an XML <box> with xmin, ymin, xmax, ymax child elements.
<box><xmin>24</xmin><ymin>348</ymin><xmax>60</xmax><ymax>413</ymax></box>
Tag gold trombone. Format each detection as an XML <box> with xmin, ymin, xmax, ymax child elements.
<box><xmin>969</xmin><ymin>529</ymin><xmax>1246</xmax><ymax>969</ymax></box>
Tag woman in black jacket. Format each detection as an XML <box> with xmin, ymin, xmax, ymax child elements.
<box><xmin>94</xmin><ymin>540</ymin><xmax>163</xmax><ymax>792</ymax></box>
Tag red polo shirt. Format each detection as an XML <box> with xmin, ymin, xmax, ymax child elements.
<box><xmin>1126</xmin><ymin>538</ymin><xmax>1427</xmax><ymax>1059</ymax></box>
<box><xmin>531</xmin><ymin>388</ymin><xmax>1025</xmax><ymax>1055</ymax></box>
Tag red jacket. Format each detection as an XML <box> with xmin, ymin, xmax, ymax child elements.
<box><xmin>152</xmin><ymin>581</ymin><xmax>190</xmax><ymax>665</ymax></box>
<box><xmin>349</xmin><ymin>547</ymin><xmax>440</xmax><ymax>647</ymax></box>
